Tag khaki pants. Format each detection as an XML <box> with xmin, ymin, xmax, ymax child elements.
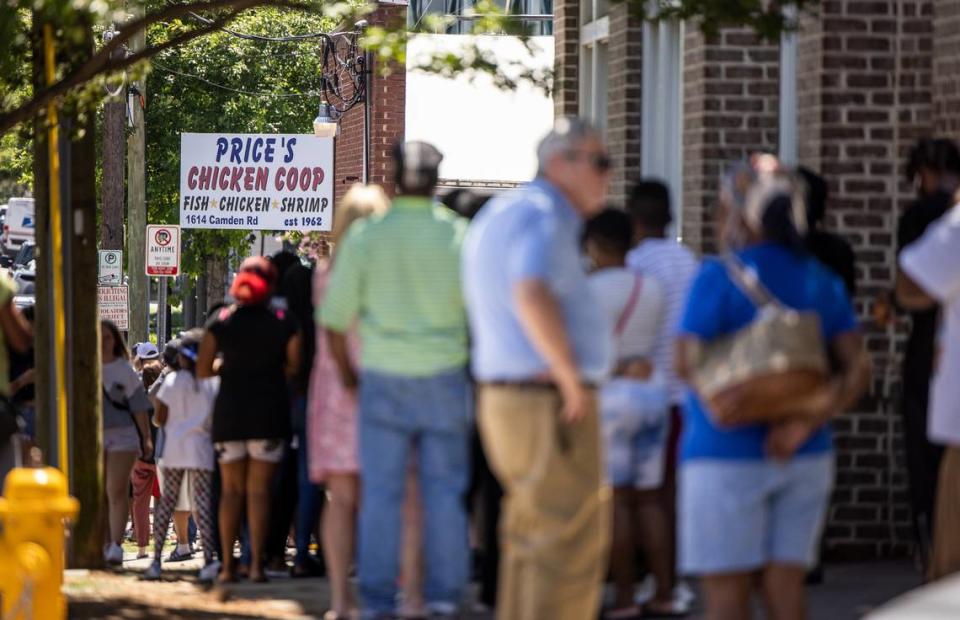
<box><xmin>478</xmin><ymin>385</ymin><xmax>611</xmax><ymax>620</ymax></box>
<box><xmin>931</xmin><ymin>446</ymin><xmax>960</xmax><ymax>580</ymax></box>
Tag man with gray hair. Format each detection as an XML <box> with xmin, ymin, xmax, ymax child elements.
<box><xmin>462</xmin><ymin>118</ymin><xmax>614</xmax><ymax>620</ymax></box>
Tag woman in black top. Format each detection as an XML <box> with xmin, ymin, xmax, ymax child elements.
<box><xmin>198</xmin><ymin>256</ymin><xmax>301</xmax><ymax>583</ymax></box>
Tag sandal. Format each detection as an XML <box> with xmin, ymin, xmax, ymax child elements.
<box><xmin>166</xmin><ymin>548</ymin><xmax>194</xmax><ymax>563</ymax></box>
<box><xmin>641</xmin><ymin>602</ymin><xmax>690</xmax><ymax>619</ymax></box>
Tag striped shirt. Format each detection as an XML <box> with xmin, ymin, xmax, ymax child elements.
<box><xmin>627</xmin><ymin>239</ymin><xmax>699</xmax><ymax>405</ymax></box>
<box><xmin>320</xmin><ymin>196</ymin><xmax>469</xmax><ymax>377</ymax></box>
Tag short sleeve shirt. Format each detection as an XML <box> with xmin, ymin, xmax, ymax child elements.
<box><xmin>679</xmin><ymin>243</ymin><xmax>858</xmax><ymax>461</ymax></box>
<box><xmin>897</xmin><ymin>190</ymin><xmax>954</xmax><ymax>395</ymax></box>
<box><xmin>900</xmin><ymin>204</ymin><xmax>960</xmax><ymax>446</ymax></box>
<box><xmin>206</xmin><ymin>304</ymin><xmax>297</xmax><ymax>442</ymax></box>
<box><xmin>156</xmin><ymin>371</ymin><xmax>219</xmax><ymax>470</ymax></box>
<box><xmin>102</xmin><ymin>357</ymin><xmax>152</xmax><ymax>430</ymax></box>
<box><xmin>320</xmin><ymin>197</ymin><xmax>469</xmax><ymax>377</ymax></box>
<box><xmin>463</xmin><ymin>179</ymin><xmax>613</xmax><ymax>382</ymax></box>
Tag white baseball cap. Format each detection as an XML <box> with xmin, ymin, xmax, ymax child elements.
<box><xmin>134</xmin><ymin>342</ymin><xmax>160</xmax><ymax>360</ymax></box>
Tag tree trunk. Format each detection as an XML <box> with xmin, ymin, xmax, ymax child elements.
<box><xmin>32</xmin><ymin>17</ymin><xmax>51</xmax><ymax>458</ymax></box>
<box><xmin>126</xmin><ymin>7</ymin><xmax>148</xmax><ymax>345</ymax></box>
<box><xmin>182</xmin><ymin>276</ymin><xmax>196</xmax><ymax>328</ymax></box>
<box><xmin>206</xmin><ymin>255</ymin><xmax>227</xmax><ymax>306</ymax></box>
<box><xmin>69</xmin><ymin>88</ymin><xmax>106</xmax><ymax>569</ymax></box>
<box><xmin>34</xmin><ymin>13</ymin><xmax>104</xmax><ymax>568</ymax></box>
<box><xmin>100</xmin><ymin>95</ymin><xmax>125</xmax><ymax>251</ymax></box>
<box><xmin>196</xmin><ymin>270</ymin><xmax>207</xmax><ymax>322</ymax></box>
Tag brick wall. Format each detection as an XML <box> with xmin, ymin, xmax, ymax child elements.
<box><xmin>681</xmin><ymin>28</ymin><xmax>780</xmax><ymax>254</ymax></box>
<box><xmin>933</xmin><ymin>0</ymin><xmax>960</xmax><ymax>134</ymax></box>
<box><xmin>605</xmin><ymin>4</ymin><xmax>644</xmax><ymax>205</ymax></box>
<box><xmin>334</xmin><ymin>2</ymin><xmax>406</xmax><ymax>204</ymax></box>
<box><xmin>553</xmin><ymin>0</ymin><xmax>579</xmax><ymax>118</ymax></box>
<box><xmin>797</xmin><ymin>0</ymin><xmax>934</xmax><ymax>560</ymax></box>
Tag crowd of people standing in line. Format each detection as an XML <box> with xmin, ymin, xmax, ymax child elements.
<box><xmin>74</xmin><ymin>121</ymin><xmax>960</xmax><ymax>620</ymax></box>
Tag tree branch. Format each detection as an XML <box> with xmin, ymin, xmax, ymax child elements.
<box><xmin>0</xmin><ymin>0</ymin><xmax>316</xmax><ymax>134</ymax></box>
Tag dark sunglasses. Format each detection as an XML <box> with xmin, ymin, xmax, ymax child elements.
<box><xmin>564</xmin><ymin>150</ymin><xmax>613</xmax><ymax>172</ymax></box>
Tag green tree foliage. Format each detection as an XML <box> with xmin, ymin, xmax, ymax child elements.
<box><xmin>144</xmin><ymin>4</ymin><xmax>339</xmax><ymax>274</ymax></box>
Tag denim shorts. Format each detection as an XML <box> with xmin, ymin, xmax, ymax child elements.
<box><xmin>600</xmin><ymin>378</ymin><xmax>669</xmax><ymax>490</ymax></box>
<box><xmin>679</xmin><ymin>453</ymin><xmax>834</xmax><ymax>575</ymax></box>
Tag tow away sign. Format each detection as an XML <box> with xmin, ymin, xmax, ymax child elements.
<box><xmin>146</xmin><ymin>225</ymin><xmax>181</xmax><ymax>276</ymax></box>
<box><xmin>98</xmin><ymin>285</ymin><xmax>128</xmax><ymax>329</ymax></box>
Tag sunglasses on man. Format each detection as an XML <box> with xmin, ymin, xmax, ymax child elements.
<box><xmin>564</xmin><ymin>150</ymin><xmax>613</xmax><ymax>172</ymax></box>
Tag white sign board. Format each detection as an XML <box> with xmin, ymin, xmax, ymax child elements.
<box><xmin>146</xmin><ymin>225</ymin><xmax>181</xmax><ymax>276</ymax></box>
<box><xmin>98</xmin><ymin>285</ymin><xmax>128</xmax><ymax>330</ymax></box>
<box><xmin>98</xmin><ymin>250</ymin><xmax>123</xmax><ymax>285</ymax></box>
<box><xmin>179</xmin><ymin>133</ymin><xmax>334</xmax><ymax>231</ymax></box>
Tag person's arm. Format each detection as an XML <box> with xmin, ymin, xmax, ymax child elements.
<box><xmin>899</xmin><ymin>211</ymin><xmax>960</xmax><ymax>311</ymax></box>
<box><xmin>319</xmin><ymin>228</ymin><xmax>364</xmax><ymax>390</ymax></box>
<box><xmin>895</xmin><ymin>270</ymin><xmax>938</xmax><ymax>311</ymax></box>
<box><xmin>285</xmin><ymin>331</ymin><xmax>302</xmax><ymax>380</ymax></box>
<box><xmin>132</xmin><ymin>409</ymin><xmax>154</xmax><ymax>459</ymax></box>
<box><xmin>766</xmin><ymin>331</ymin><xmax>872</xmax><ymax>459</ymax></box>
<box><xmin>0</xmin><ymin>301</ymin><xmax>31</xmax><ymax>354</ymax></box>
<box><xmin>327</xmin><ymin>329</ymin><xmax>358</xmax><ymax>392</ymax></box>
<box><xmin>514</xmin><ymin>279</ymin><xmax>588</xmax><ymax>423</ymax></box>
<box><xmin>154</xmin><ymin>401</ymin><xmax>169</xmax><ymax>427</ymax></box>
<box><xmin>196</xmin><ymin>331</ymin><xmax>219</xmax><ymax>379</ymax></box>
<box><xmin>10</xmin><ymin>368</ymin><xmax>34</xmax><ymax>395</ymax></box>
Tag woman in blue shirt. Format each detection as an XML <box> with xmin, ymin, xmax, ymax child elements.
<box><xmin>675</xmin><ymin>156</ymin><xmax>871</xmax><ymax>620</ymax></box>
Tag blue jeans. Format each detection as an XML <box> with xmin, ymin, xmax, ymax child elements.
<box><xmin>295</xmin><ymin>425</ymin><xmax>323</xmax><ymax>564</ymax></box>
<box><xmin>358</xmin><ymin>368</ymin><xmax>472</xmax><ymax>617</ymax></box>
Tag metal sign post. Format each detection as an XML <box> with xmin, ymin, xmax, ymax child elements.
<box><xmin>157</xmin><ymin>279</ymin><xmax>167</xmax><ymax>349</ymax></box>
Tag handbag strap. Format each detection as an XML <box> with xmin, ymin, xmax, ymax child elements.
<box><xmin>102</xmin><ymin>384</ymin><xmax>131</xmax><ymax>412</ymax></box>
<box><xmin>721</xmin><ymin>254</ymin><xmax>782</xmax><ymax>310</ymax></box>
<box><xmin>615</xmin><ymin>274</ymin><xmax>643</xmax><ymax>336</ymax></box>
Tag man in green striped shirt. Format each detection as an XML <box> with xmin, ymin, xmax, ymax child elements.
<box><xmin>320</xmin><ymin>142</ymin><xmax>471</xmax><ymax>618</ymax></box>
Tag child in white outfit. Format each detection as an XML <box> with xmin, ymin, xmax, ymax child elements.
<box><xmin>144</xmin><ymin>330</ymin><xmax>220</xmax><ymax>582</ymax></box>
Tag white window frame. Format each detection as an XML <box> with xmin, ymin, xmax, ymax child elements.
<box><xmin>779</xmin><ymin>4</ymin><xmax>799</xmax><ymax>166</ymax></box>
<box><xmin>641</xmin><ymin>16</ymin><xmax>685</xmax><ymax>237</ymax></box>
<box><xmin>579</xmin><ymin>0</ymin><xmax>610</xmax><ymax>129</ymax></box>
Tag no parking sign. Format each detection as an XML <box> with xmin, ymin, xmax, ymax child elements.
<box><xmin>146</xmin><ymin>225</ymin><xmax>180</xmax><ymax>276</ymax></box>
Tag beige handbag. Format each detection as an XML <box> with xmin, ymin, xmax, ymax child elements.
<box><xmin>690</xmin><ymin>255</ymin><xmax>829</xmax><ymax>427</ymax></box>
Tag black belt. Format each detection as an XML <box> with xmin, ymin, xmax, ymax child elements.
<box><xmin>481</xmin><ymin>380</ymin><xmax>598</xmax><ymax>391</ymax></box>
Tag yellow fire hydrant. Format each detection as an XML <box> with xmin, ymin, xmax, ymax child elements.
<box><xmin>0</xmin><ymin>467</ymin><xmax>79</xmax><ymax>620</ymax></box>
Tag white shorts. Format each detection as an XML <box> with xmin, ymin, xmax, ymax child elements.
<box><xmin>600</xmin><ymin>378</ymin><xmax>670</xmax><ymax>490</ymax></box>
<box><xmin>214</xmin><ymin>439</ymin><xmax>285</xmax><ymax>464</ymax></box>
<box><xmin>103</xmin><ymin>425</ymin><xmax>142</xmax><ymax>454</ymax></box>
<box><xmin>156</xmin><ymin>468</ymin><xmax>195</xmax><ymax>511</ymax></box>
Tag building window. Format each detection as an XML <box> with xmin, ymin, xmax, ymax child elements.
<box><xmin>641</xmin><ymin>18</ymin><xmax>684</xmax><ymax>235</ymax></box>
<box><xmin>579</xmin><ymin>0</ymin><xmax>609</xmax><ymax>129</ymax></box>
<box><xmin>779</xmin><ymin>5</ymin><xmax>799</xmax><ymax>166</ymax></box>
<box><xmin>409</xmin><ymin>0</ymin><xmax>554</xmax><ymax>35</ymax></box>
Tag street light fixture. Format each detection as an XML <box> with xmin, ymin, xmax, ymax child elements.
<box><xmin>313</xmin><ymin>99</ymin><xmax>339</xmax><ymax>138</ymax></box>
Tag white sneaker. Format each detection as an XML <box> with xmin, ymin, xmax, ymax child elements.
<box><xmin>675</xmin><ymin>581</ymin><xmax>695</xmax><ymax>607</ymax></box>
<box><xmin>104</xmin><ymin>542</ymin><xmax>124</xmax><ymax>565</ymax></box>
<box><xmin>199</xmin><ymin>560</ymin><xmax>221</xmax><ymax>584</ymax></box>
<box><xmin>143</xmin><ymin>560</ymin><xmax>162</xmax><ymax>581</ymax></box>
<box><xmin>635</xmin><ymin>575</ymin><xmax>656</xmax><ymax>605</ymax></box>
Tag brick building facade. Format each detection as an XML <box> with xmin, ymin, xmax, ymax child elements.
<box><xmin>555</xmin><ymin>0</ymin><xmax>960</xmax><ymax>558</ymax></box>
<box><xmin>334</xmin><ymin>2</ymin><xmax>407</xmax><ymax>203</ymax></box>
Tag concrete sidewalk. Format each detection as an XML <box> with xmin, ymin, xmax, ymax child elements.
<box><xmin>66</xmin><ymin>554</ymin><xmax>923</xmax><ymax>619</ymax></box>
